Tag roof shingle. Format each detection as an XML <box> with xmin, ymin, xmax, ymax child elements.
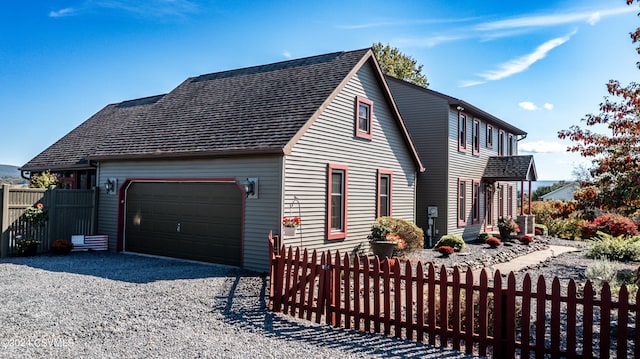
<box><xmin>483</xmin><ymin>155</ymin><xmax>537</xmax><ymax>181</ymax></box>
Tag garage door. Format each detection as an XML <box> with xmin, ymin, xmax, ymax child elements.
<box><xmin>124</xmin><ymin>181</ymin><xmax>242</xmax><ymax>266</ymax></box>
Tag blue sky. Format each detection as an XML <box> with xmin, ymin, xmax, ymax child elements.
<box><xmin>1</xmin><ymin>0</ymin><xmax>638</xmax><ymax>180</ymax></box>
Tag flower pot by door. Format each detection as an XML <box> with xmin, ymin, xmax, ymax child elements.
<box><xmin>283</xmin><ymin>226</ymin><xmax>297</xmax><ymax>237</ymax></box>
<box><xmin>370</xmin><ymin>241</ymin><xmax>395</xmax><ymax>259</ymax></box>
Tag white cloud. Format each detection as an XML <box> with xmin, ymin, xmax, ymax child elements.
<box><xmin>478</xmin><ymin>32</ymin><xmax>574</xmax><ymax>81</ymax></box>
<box><xmin>282</xmin><ymin>51</ymin><xmax>292</xmax><ymax>59</ymax></box>
<box><xmin>519</xmin><ymin>102</ymin><xmax>538</xmax><ymax>111</ymax></box>
<box><xmin>475</xmin><ymin>6</ymin><xmax>634</xmax><ymax>31</ymax></box>
<box><xmin>520</xmin><ymin>140</ymin><xmax>567</xmax><ymax>153</ymax></box>
<box><xmin>518</xmin><ymin>101</ymin><xmax>554</xmax><ymax>111</ymax></box>
<box><xmin>459</xmin><ymin>80</ymin><xmax>486</xmax><ymax>88</ymax></box>
<box><xmin>49</xmin><ymin>8</ymin><xmax>75</xmax><ymax>17</ymax></box>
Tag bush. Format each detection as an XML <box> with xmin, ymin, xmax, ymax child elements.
<box><xmin>585</xmin><ymin>258</ymin><xmax>617</xmax><ymax>287</ymax></box>
<box><xmin>581</xmin><ymin>213</ymin><xmax>638</xmax><ymax>238</ymax></box>
<box><xmin>477</xmin><ymin>232</ymin><xmax>491</xmax><ymax>243</ymax></box>
<box><xmin>535</xmin><ymin>224</ymin><xmax>548</xmax><ymax>236</ymax></box>
<box><xmin>587</xmin><ymin>232</ymin><xmax>640</xmax><ymax>262</ymax></box>
<box><xmin>486</xmin><ymin>236</ymin><xmax>501</xmax><ymax>247</ymax></box>
<box><xmin>547</xmin><ymin>215</ymin><xmax>585</xmax><ymax>240</ymax></box>
<box><xmin>438</xmin><ymin>246</ymin><xmax>454</xmax><ymax>255</ymax></box>
<box><xmin>50</xmin><ymin>239</ymin><xmax>73</xmax><ymax>254</ymax></box>
<box><xmin>520</xmin><ymin>235</ymin><xmax>534</xmax><ymax>244</ymax></box>
<box><xmin>434</xmin><ymin>234</ymin><xmax>465</xmax><ymax>252</ymax></box>
<box><xmin>369</xmin><ymin>217</ymin><xmax>424</xmax><ymax>255</ymax></box>
<box><xmin>531</xmin><ymin>200</ymin><xmax>578</xmax><ymax>225</ymax></box>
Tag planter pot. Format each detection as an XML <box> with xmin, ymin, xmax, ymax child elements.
<box><xmin>498</xmin><ymin>227</ymin><xmax>511</xmax><ymax>241</ymax></box>
<box><xmin>370</xmin><ymin>241</ymin><xmax>395</xmax><ymax>259</ymax></box>
<box><xmin>283</xmin><ymin>226</ymin><xmax>298</xmax><ymax>237</ymax></box>
<box><xmin>22</xmin><ymin>243</ymin><xmax>39</xmax><ymax>257</ymax></box>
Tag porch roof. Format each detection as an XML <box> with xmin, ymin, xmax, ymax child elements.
<box><xmin>482</xmin><ymin>155</ymin><xmax>537</xmax><ymax>182</ymax></box>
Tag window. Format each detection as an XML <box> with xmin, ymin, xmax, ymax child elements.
<box><xmin>458</xmin><ymin>113</ymin><xmax>467</xmax><ymax>152</ymax></box>
<box><xmin>472</xmin><ymin>180</ymin><xmax>480</xmax><ymax>224</ymax></box>
<box><xmin>377</xmin><ymin>169</ymin><xmax>392</xmax><ymax>217</ymax></box>
<box><xmin>355</xmin><ymin>96</ymin><xmax>373</xmax><ymax>140</ymax></box>
<box><xmin>508</xmin><ymin>134</ymin><xmax>514</xmax><ymax>155</ymax></box>
<box><xmin>507</xmin><ymin>184</ymin><xmax>513</xmax><ymax>217</ymax></box>
<box><xmin>472</xmin><ymin>119</ymin><xmax>480</xmax><ymax>155</ymax></box>
<box><xmin>498</xmin><ymin>184</ymin><xmax>504</xmax><ymax>219</ymax></box>
<box><xmin>486</xmin><ymin>124</ymin><xmax>493</xmax><ymax>149</ymax></box>
<box><xmin>498</xmin><ymin>130</ymin><xmax>505</xmax><ymax>156</ymax></box>
<box><xmin>485</xmin><ymin>186</ymin><xmax>494</xmax><ymax>228</ymax></box>
<box><xmin>327</xmin><ymin>163</ymin><xmax>348</xmax><ymax>240</ymax></box>
<box><xmin>458</xmin><ymin>178</ymin><xmax>467</xmax><ymax>227</ymax></box>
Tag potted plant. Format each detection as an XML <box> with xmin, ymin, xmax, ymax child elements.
<box><xmin>368</xmin><ymin>219</ymin><xmax>402</xmax><ymax>259</ymax></box>
<box><xmin>15</xmin><ymin>203</ymin><xmax>48</xmax><ymax>256</ymax></box>
<box><xmin>282</xmin><ymin>216</ymin><xmax>301</xmax><ymax>236</ymax></box>
<box><xmin>497</xmin><ymin>217</ymin><xmax>520</xmax><ymax>240</ymax></box>
<box><xmin>51</xmin><ymin>239</ymin><xmax>74</xmax><ymax>254</ymax></box>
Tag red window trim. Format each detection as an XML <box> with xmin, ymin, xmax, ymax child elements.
<box><xmin>457</xmin><ymin>178</ymin><xmax>467</xmax><ymax>227</ymax></box>
<box><xmin>498</xmin><ymin>183</ymin><xmax>504</xmax><ymax>219</ymax></box>
<box><xmin>355</xmin><ymin>96</ymin><xmax>373</xmax><ymax>140</ymax></box>
<box><xmin>377</xmin><ymin>169</ymin><xmax>393</xmax><ymax>218</ymax></box>
<box><xmin>472</xmin><ymin>118</ymin><xmax>481</xmax><ymax>156</ymax></box>
<box><xmin>508</xmin><ymin>133</ymin><xmax>514</xmax><ymax>156</ymax></box>
<box><xmin>486</xmin><ymin>124</ymin><xmax>494</xmax><ymax>149</ymax></box>
<box><xmin>507</xmin><ymin>184</ymin><xmax>513</xmax><ymax>217</ymax></box>
<box><xmin>327</xmin><ymin>163</ymin><xmax>348</xmax><ymax>240</ymax></box>
<box><xmin>458</xmin><ymin>112</ymin><xmax>467</xmax><ymax>152</ymax></box>
<box><xmin>472</xmin><ymin>179</ymin><xmax>481</xmax><ymax>224</ymax></box>
<box><xmin>498</xmin><ymin>130</ymin><xmax>505</xmax><ymax>156</ymax></box>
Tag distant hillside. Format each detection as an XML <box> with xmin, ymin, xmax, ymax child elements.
<box><xmin>0</xmin><ymin>164</ymin><xmax>20</xmax><ymax>177</ymax></box>
<box><xmin>0</xmin><ymin>164</ymin><xmax>28</xmax><ymax>186</ymax></box>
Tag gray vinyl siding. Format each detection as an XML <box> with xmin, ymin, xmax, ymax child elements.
<box><xmin>96</xmin><ymin>156</ymin><xmax>282</xmax><ymax>272</ymax></box>
<box><xmin>386</xmin><ymin>79</ymin><xmax>448</xmax><ymax>246</ymax></box>
<box><xmin>387</xmin><ymin>77</ymin><xmax>520</xmax><ymax>243</ymax></box>
<box><xmin>284</xmin><ymin>62</ymin><xmax>417</xmax><ymax>255</ymax></box>
<box><xmin>447</xmin><ymin>109</ymin><xmax>519</xmax><ymax>240</ymax></box>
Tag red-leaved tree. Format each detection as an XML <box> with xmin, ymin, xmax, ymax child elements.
<box><xmin>558</xmin><ymin>0</ymin><xmax>640</xmax><ymax>215</ymax></box>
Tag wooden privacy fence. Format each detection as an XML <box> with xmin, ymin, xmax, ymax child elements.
<box><xmin>268</xmin><ymin>236</ymin><xmax>639</xmax><ymax>358</ymax></box>
<box><xmin>0</xmin><ymin>185</ymin><xmax>97</xmax><ymax>257</ymax></box>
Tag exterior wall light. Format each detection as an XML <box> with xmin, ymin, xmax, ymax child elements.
<box><xmin>241</xmin><ymin>177</ymin><xmax>258</xmax><ymax>199</ymax></box>
<box><xmin>104</xmin><ymin>178</ymin><xmax>117</xmax><ymax>195</ymax></box>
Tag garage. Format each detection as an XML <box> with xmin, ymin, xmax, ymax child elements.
<box><xmin>124</xmin><ymin>181</ymin><xmax>242</xmax><ymax>266</ymax></box>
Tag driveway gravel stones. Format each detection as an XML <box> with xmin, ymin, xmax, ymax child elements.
<box><xmin>0</xmin><ymin>253</ymin><xmax>472</xmax><ymax>358</ymax></box>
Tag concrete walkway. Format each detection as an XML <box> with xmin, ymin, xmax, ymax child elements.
<box><xmin>474</xmin><ymin>244</ymin><xmax>581</xmax><ymax>276</ymax></box>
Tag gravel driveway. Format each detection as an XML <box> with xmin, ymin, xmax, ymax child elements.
<box><xmin>0</xmin><ymin>252</ymin><xmax>472</xmax><ymax>359</ymax></box>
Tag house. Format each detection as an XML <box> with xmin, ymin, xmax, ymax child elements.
<box><xmin>540</xmin><ymin>182</ymin><xmax>579</xmax><ymax>201</ymax></box>
<box><xmin>21</xmin><ymin>49</ymin><xmax>424</xmax><ymax>272</ymax></box>
<box><xmin>385</xmin><ymin>76</ymin><xmax>537</xmax><ymax>244</ymax></box>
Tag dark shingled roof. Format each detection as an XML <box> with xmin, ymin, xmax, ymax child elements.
<box><xmin>22</xmin><ymin>48</ymin><xmax>424</xmax><ymax>172</ymax></box>
<box><xmin>90</xmin><ymin>49</ymin><xmax>372</xmax><ymax>160</ymax></box>
<box><xmin>21</xmin><ymin>95</ymin><xmax>164</xmax><ymax>171</ymax></box>
<box><xmin>483</xmin><ymin>155</ymin><xmax>537</xmax><ymax>181</ymax></box>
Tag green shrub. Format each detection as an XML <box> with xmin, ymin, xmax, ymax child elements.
<box><xmin>581</xmin><ymin>213</ymin><xmax>638</xmax><ymax>238</ymax></box>
<box><xmin>585</xmin><ymin>258</ymin><xmax>617</xmax><ymax>287</ymax></box>
<box><xmin>477</xmin><ymin>232</ymin><xmax>491</xmax><ymax>243</ymax></box>
<box><xmin>434</xmin><ymin>234</ymin><xmax>465</xmax><ymax>252</ymax></box>
<box><xmin>587</xmin><ymin>232</ymin><xmax>640</xmax><ymax>262</ymax></box>
<box><xmin>369</xmin><ymin>216</ymin><xmax>424</xmax><ymax>255</ymax></box>
<box><xmin>547</xmin><ymin>215</ymin><xmax>585</xmax><ymax>240</ymax></box>
<box><xmin>535</xmin><ymin>224</ymin><xmax>548</xmax><ymax>236</ymax></box>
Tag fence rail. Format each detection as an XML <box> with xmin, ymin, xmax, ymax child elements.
<box><xmin>268</xmin><ymin>235</ymin><xmax>638</xmax><ymax>358</ymax></box>
<box><xmin>0</xmin><ymin>185</ymin><xmax>97</xmax><ymax>257</ymax></box>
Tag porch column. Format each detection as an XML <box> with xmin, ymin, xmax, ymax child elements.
<box><xmin>528</xmin><ymin>180</ymin><xmax>532</xmax><ymax>215</ymax></box>
<box><xmin>520</xmin><ymin>180</ymin><xmax>525</xmax><ymax>216</ymax></box>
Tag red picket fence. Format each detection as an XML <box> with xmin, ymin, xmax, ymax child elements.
<box><xmin>268</xmin><ymin>235</ymin><xmax>639</xmax><ymax>358</ymax></box>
